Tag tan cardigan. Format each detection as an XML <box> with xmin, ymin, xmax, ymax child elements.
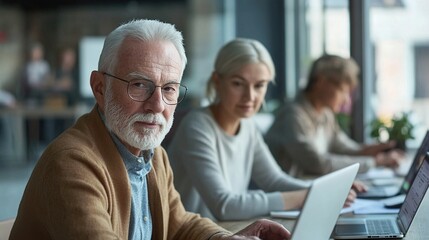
<box><xmin>10</xmin><ymin>106</ymin><xmax>229</xmax><ymax>240</ymax></box>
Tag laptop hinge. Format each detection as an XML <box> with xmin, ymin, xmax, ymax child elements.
<box><xmin>396</xmin><ymin>217</ymin><xmax>405</xmax><ymax>234</ymax></box>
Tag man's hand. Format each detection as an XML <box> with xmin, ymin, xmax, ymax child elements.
<box><xmin>225</xmin><ymin>219</ymin><xmax>291</xmax><ymax>240</ymax></box>
<box><xmin>359</xmin><ymin>141</ymin><xmax>396</xmax><ymax>156</ymax></box>
<box><xmin>375</xmin><ymin>149</ymin><xmax>405</xmax><ymax>169</ymax></box>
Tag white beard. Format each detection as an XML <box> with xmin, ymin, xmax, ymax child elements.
<box><xmin>104</xmin><ymin>89</ymin><xmax>173</xmax><ymax>150</ymax></box>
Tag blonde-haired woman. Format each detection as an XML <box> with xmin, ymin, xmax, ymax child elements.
<box><xmin>168</xmin><ymin>38</ymin><xmax>312</xmax><ymax>221</ymax></box>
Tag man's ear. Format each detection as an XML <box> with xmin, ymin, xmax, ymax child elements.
<box><xmin>90</xmin><ymin>71</ymin><xmax>106</xmax><ymax>109</ymax></box>
<box><xmin>313</xmin><ymin>75</ymin><xmax>327</xmax><ymax>89</ymax></box>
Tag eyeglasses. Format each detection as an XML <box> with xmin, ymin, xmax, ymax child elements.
<box><xmin>102</xmin><ymin>72</ymin><xmax>187</xmax><ymax>105</ymax></box>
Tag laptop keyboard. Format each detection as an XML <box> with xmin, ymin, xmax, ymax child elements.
<box><xmin>366</xmin><ymin>219</ymin><xmax>395</xmax><ymax>234</ymax></box>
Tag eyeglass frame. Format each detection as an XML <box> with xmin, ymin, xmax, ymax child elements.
<box><xmin>101</xmin><ymin>72</ymin><xmax>187</xmax><ymax>105</ymax></box>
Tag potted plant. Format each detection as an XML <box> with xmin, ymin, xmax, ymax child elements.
<box><xmin>369</xmin><ymin>112</ymin><xmax>415</xmax><ymax>150</ymax></box>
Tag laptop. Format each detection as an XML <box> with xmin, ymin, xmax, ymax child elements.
<box><xmin>332</xmin><ymin>152</ymin><xmax>429</xmax><ymax>239</ymax></box>
<box><xmin>289</xmin><ymin>163</ymin><xmax>359</xmax><ymax>239</ymax></box>
<box><xmin>358</xmin><ymin>130</ymin><xmax>429</xmax><ymax>199</ymax></box>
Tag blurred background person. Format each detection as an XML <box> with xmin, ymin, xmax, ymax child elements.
<box><xmin>22</xmin><ymin>42</ymin><xmax>52</xmax><ymax>101</ymax></box>
<box><xmin>0</xmin><ymin>89</ymin><xmax>16</xmax><ymax>108</ymax></box>
<box><xmin>52</xmin><ymin>47</ymin><xmax>77</xmax><ymax>106</ymax></box>
<box><xmin>265</xmin><ymin>54</ymin><xmax>404</xmax><ymax>178</ymax></box>
<box><xmin>0</xmin><ymin>89</ymin><xmax>17</xmax><ymax>163</ymax></box>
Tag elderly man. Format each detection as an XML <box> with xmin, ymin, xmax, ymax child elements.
<box><xmin>9</xmin><ymin>20</ymin><xmax>290</xmax><ymax>240</ymax></box>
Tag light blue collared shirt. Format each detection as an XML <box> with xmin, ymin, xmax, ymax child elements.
<box><xmin>111</xmin><ymin>134</ymin><xmax>153</xmax><ymax>240</ymax></box>
<box><xmin>98</xmin><ymin>108</ymin><xmax>153</xmax><ymax>240</ymax></box>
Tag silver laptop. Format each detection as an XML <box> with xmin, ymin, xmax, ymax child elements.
<box><xmin>290</xmin><ymin>163</ymin><xmax>359</xmax><ymax>239</ymax></box>
<box><xmin>358</xmin><ymin>130</ymin><xmax>429</xmax><ymax>199</ymax></box>
<box><xmin>332</xmin><ymin>152</ymin><xmax>429</xmax><ymax>239</ymax></box>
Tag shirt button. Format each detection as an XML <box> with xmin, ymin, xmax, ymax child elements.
<box><xmin>144</xmin><ymin>216</ymin><xmax>148</xmax><ymax>222</ymax></box>
<box><xmin>137</xmin><ymin>159</ymin><xmax>143</xmax><ymax>163</ymax></box>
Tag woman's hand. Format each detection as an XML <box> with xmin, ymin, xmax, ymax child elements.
<box><xmin>343</xmin><ymin>180</ymin><xmax>368</xmax><ymax>207</ymax></box>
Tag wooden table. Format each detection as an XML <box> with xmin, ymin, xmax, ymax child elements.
<box><xmin>218</xmin><ymin>189</ymin><xmax>429</xmax><ymax>239</ymax></box>
<box><xmin>0</xmin><ymin>104</ymin><xmax>88</xmax><ymax>164</ymax></box>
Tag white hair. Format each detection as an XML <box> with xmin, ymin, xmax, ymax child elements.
<box><xmin>98</xmin><ymin>19</ymin><xmax>187</xmax><ymax>74</ymax></box>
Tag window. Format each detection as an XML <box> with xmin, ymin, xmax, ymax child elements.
<box><xmin>369</xmin><ymin>0</ymin><xmax>429</xmax><ymax>147</ymax></box>
<box><xmin>297</xmin><ymin>0</ymin><xmax>350</xmax><ymax>90</ymax></box>
<box><xmin>294</xmin><ymin>0</ymin><xmax>429</xmax><ymax>146</ymax></box>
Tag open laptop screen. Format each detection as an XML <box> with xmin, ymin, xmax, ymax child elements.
<box><xmin>398</xmin><ymin>153</ymin><xmax>429</xmax><ymax>232</ymax></box>
<box><xmin>401</xmin><ymin>131</ymin><xmax>429</xmax><ymax>192</ymax></box>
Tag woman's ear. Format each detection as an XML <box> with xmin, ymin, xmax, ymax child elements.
<box><xmin>211</xmin><ymin>72</ymin><xmax>221</xmax><ymax>88</ymax></box>
<box><xmin>90</xmin><ymin>71</ymin><xmax>106</xmax><ymax>109</ymax></box>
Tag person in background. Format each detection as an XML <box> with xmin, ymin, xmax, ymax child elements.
<box><xmin>41</xmin><ymin>47</ymin><xmax>79</xmax><ymax>142</ymax></box>
<box><xmin>23</xmin><ymin>42</ymin><xmax>51</xmax><ymax>99</ymax></box>
<box><xmin>265</xmin><ymin>54</ymin><xmax>404</xmax><ymax>178</ymax></box>
<box><xmin>0</xmin><ymin>89</ymin><xmax>17</xmax><ymax>162</ymax></box>
<box><xmin>9</xmin><ymin>20</ymin><xmax>291</xmax><ymax>240</ymax></box>
<box><xmin>167</xmin><ymin>39</ymin><xmax>363</xmax><ymax>221</ymax></box>
<box><xmin>53</xmin><ymin>47</ymin><xmax>77</xmax><ymax>105</ymax></box>
<box><xmin>0</xmin><ymin>89</ymin><xmax>16</xmax><ymax>108</ymax></box>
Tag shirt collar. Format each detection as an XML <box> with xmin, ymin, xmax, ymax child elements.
<box><xmin>111</xmin><ymin>133</ymin><xmax>153</xmax><ymax>173</ymax></box>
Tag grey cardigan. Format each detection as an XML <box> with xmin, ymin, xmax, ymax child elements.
<box><xmin>168</xmin><ymin>107</ymin><xmax>309</xmax><ymax>221</ymax></box>
<box><xmin>265</xmin><ymin>93</ymin><xmax>375</xmax><ymax>177</ymax></box>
